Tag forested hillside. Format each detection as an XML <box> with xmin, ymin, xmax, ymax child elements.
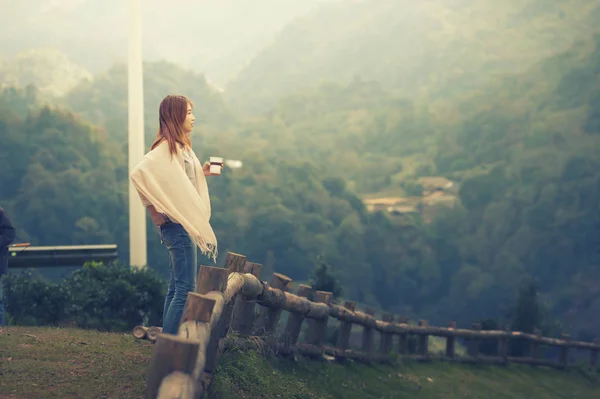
<box><xmin>227</xmin><ymin>0</ymin><xmax>600</xmax><ymax>112</ymax></box>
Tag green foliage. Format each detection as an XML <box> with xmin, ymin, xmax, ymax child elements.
<box><xmin>61</xmin><ymin>261</ymin><xmax>165</xmax><ymax>331</ymax></box>
<box><xmin>509</xmin><ymin>281</ymin><xmax>544</xmax><ymax>356</ymax></box>
<box><xmin>308</xmin><ymin>259</ymin><xmax>343</xmax><ymax>299</ymax></box>
<box><xmin>3</xmin><ymin>262</ymin><xmax>165</xmax><ymax>331</ymax></box>
<box><xmin>2</xmin><ymin>270</ymin><xmax>66</xmax><ymax>326</ymax></box>
<box><xmin>210</xmin><ymin>346</ymin><xmax>600</xmax><ymax>399</ymax></box>
<box><xmin>401</xmin><ymin>180</ymin><xmax>423</xmax><ymax>196</ymax></box>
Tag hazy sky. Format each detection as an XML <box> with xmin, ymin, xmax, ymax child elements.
<box><xmin>0</xmin><ymin>0</ymin><xmax>334</xmax><ymax>83</ymax></box>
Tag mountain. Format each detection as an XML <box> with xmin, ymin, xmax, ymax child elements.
<box><xmin>227</xmin><ymin>0</ymin><xmax>600</xmax><ymax>112</ymax></box>
<box><xmin>62</xmin><ymin>60</ymin><xmax>235</xmax><ymax>149</ymax></box>
<box><xmin>0</xmin><ymin>49</ymin><xmax>92</xmax><ymax>97</ymax></box>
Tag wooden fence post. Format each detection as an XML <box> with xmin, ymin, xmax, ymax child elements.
<box><xmin>446</xmin><ymin>321</ymin><xmax>456</xmax><ymax>359</ymax></box>
<box><xmin>196</xmin><ymin>265</ymin><xmax>229</xmax><ymax>375</ymax></box>
<box><xmin>145</xmin><ymin>335</ymin><xmax>199</xmax><ymax>399</ymax></box>
<box><xmin>498</xmin><ymin>326</ymin><xmax>509</xmax><ymax>365</ymax></box>
<box><xmin>282</xmin><ymin>284</ymin><xmax>312</xmax><ymax>352</ymax></box>
<box><xmin>530</xmin><ymin>328</ymin><xmax>541</xmax><ymax>360</ymax></box>
<box><xmin>468</xmin><ymin>322</ymin><xmax>481</xmax><ymax>359</ymax></box>
<box><xmin>179</xmin><ymin>292</ymin><xmax>216</xmax><ymax>326</ymax></box>
<box><xmin>418</xmin><ymin>320</ymin><xmax>429</xmax><ymax>358</ymax></box>
<box><xmin>559</xmin><ymin>333</ymin><xmax>570</xmax><ymax>369</ymax></box>
<box><xmin>219</xmin><ymin>253</ymin><xmax>247</xmax><ymax>339</ymax></box>
<box><xmin>335</xmin><ymin>301</ymin><xmax>356</xmax><ymax>359</ymax></box>
<box><xmin>306</xmin><ymin>291</ymin><xmax>332</xmax><ymax>348</ymax></box>
<box><xmin>398</xmin><ymin>316</ymin><xmax>409</xmax><ymax>355</ymax></box>
<box><xmin>361</xmin><ymin>308</ymin><xmax>376</xmax><ymax>361</ymax></box>
<box><xmin>230</xmin><ymin>261</ymin><xmax>262</xmax><ymax>335</ymax></box>
<box><xmin>255</xmin><ymin>273</ymin><xmax>292</xmax><ymax>335</ymax></box>
<box><xmin>591</xmin><ymin>338</ymin><xmax>599</xmax><ymax>369</ymax></box>
<box><xmin>196</xmin><ymin>266</ymin><xmax>229</xmax><ymax>295</ymax></box>
<box><xmin>379</xmin><ymin>314</ymin><xmax>394</xmax><ymax>355</ymax></box>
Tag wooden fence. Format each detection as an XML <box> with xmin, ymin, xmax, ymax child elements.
<box><xmin>135</xmin><ymin>252</ymin><xmax>600</xmax><ymax>399</ymax></box>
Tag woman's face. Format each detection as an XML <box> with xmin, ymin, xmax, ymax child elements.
<box><xmin>183</xmin><ymin>102</ymin><xmax>195</xmax><ymax>134</ymax></box>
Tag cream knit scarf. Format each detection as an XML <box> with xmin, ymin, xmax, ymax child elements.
<box><xmin>130</xmin><ymin>140</ymin><xmax>218</xmax><ymax>262</ymax></box>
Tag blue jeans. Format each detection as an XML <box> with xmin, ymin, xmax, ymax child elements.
<box><xmin>160</xmin><ymin>222</ymin><xmax>198</xmax><ymax>335</ymax></box>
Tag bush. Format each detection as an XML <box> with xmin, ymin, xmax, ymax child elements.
<box><xmin>3</xmin><ymin>270</ymin><xmax>66</xmax><ymax>326</ymax></box>
<box><xmin>3</xmin><ymin>261</ymin><xmax>166</xmax><ymax>331</ymax></box>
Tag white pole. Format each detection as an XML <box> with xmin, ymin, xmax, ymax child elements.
<box><xmin>128</xmin><ymin>0</ymin><xmax>147</xmax><ymax>268</ymax></box>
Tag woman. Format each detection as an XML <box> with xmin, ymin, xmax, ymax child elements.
<box><xmin>130</xmin><ymin>95</ymin><xmax>219</xmax><ymax>334</ymax></box>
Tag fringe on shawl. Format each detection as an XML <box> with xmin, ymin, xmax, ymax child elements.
<box><xmin>195</xmin><ymin>238</ymin><xmax>218</xmax><ymax>263</ymax></box>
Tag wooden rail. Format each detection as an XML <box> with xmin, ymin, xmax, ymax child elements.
<box><xmin>136</xmin><ymin>252</ymin><xmax>600</xmax><ymax>399</ymax></box>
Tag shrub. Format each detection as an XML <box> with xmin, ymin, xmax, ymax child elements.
<box><xmin>3</xmin><ymin>261</ymin><xmax>166</xmax><ymax>331</ymax></box>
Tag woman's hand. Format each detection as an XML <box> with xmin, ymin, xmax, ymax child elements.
<box><xmin>203</xmin><ymin>162</ymin><xmax>211</xmax><ymax>176</ymax></box>
<box><xmin>147</xmin><ymin>205</ymin><xmax>167</xmax><ymax>226</ymax></box>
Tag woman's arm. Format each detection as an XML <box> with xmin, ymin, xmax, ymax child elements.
<box><xmin>147</xmin><ymin>205</ymin><xmax>167</xmax><ymax>226</ymax></box>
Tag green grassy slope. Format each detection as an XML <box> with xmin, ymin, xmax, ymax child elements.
<box><xmin>2</xmin><ymin>326</ymin><xmax>597</xmax><ymax>399</ymax></box>
<box><xmin>210</xmin><ymin>345</ymin><xmax>600</xmax><ymax>399</ymax></box>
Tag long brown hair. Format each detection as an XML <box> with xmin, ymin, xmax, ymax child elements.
<box><xmin>151</xmin><ymin>95</ymin><xmax>193</xmax><ymax>155</ymax></box>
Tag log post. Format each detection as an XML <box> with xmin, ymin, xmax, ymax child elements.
<box><xmin>145</xmin><ymin>335</ymin><xmax>199</xmax><ymax>399</ymax></box>
<box><xmin>255</xmin><ymin>273</ymin><xmax>292</xmax><ymax>336</ymax></box>
<box><xmin>498</xmin><ymin>326</ymin><xmax>509</xmax><ymax>365</ymax></box>
<box><xmin>446</xmin><ymin>321</ymin><xmax>456</xmax><ymax>358</ymax></box>
<box><xmin>196</xmin><ymin>266</ymin><xmax>229</xmax><ymax>295</ymax></box>
<box><xmin>196</xmin><ymin>265</ymin><xmax>229</xmax><ymax>374</ymax></box>
<box><xmin>180</xmin><ymin>292</ymin><xmax>216</xmax><ymax>325</ymax></box>
<box><xmin>133</xmin><ymin>325</ymin><xmax>149</xmax><ymax>340</ymax></box>
<box><xmin>156</xmin><ymin>371</ymin><xmax>195</xmax><ymax>399</ymax></box>
<box><xmin>559</xmin><ymin>333</ymin><xmax>570</xmax><ymax>369</ymax></box>
<box><xmin>230</xmin><ymin>262</ymin><xmax>263</xmax><ymax>335</ymax></box>
<box><xmin>306</xmin><ymin>291</ymin><xmax>332</xmax><ymax>348</ymax></box>
<box><xmin>361</xmin><ymin>308</ymin><xmax>376</xmax><ymax>361</ymax></box>
<box><xmin>225</xmin><ymin>252</ymin><xmax>247</xmax><ymax>274</ymax></box>
<box><xmin>530</xmin><ymin>328</ymin><xmax>541</xmax><ymax>360</ymax></box>
<box><xmin>379</xmin><ymin>314</ymin><xmax>394</xmax><ymax>355</ymax></box>
<box><xmin>147</xmin><ymin>326</ymin><xmax>163</xmax><ymax>343</ymax></box>
<box><xmin>219</xmin><ymin>253</ymin><xmax>247</xmax><ymax>338</ymax></box>
<box><xmin>335</xmin><ymin>301</ymin><xmax>356</xmax><ymax>359</ymax></box>
<box><xmin>590</xmin><ymin>338</ymin><xmax>599</xmax><ymax>369</ymax></box>
<box><xmin>418</xmin><ymin>320</ymin><xmax>429</xmax><ymax>357</ymax></box>
<box><xmin>282</xmin><ymin>284</ymin><xmax>312</xmax><ymax>352</ymax></box>
<box><xmin>467</xmin><ymin>322</ymin><xmax>481</xmax><ymax>358</ymax></box>
<box><xmin>398</xmin><ymin>316</ymin><xmax>409</xmax><ymax>355</ymax></box>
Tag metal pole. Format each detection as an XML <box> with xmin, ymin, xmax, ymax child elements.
<box><xmin>128</xmin><ymin>0</ymin><xmax>147</xmax><ymax>268</ymax></box>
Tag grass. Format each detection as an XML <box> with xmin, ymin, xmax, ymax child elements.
<box><xmin>209</xmin><ymin>346</ymin><xmax>600</xmax><ymax>399</ymax></box>
<box><xmin>0</xmin><ymin>326</ymin><xmax>154</xmax><ymax>399</ymax></box>
<box><xmin>1</xmin><ymin>326</ymin><xmax>599</xmax><ymax>399</ymax></box>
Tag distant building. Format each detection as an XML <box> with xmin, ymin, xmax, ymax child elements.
<box><xmin>362</xmin><ymin>176</ymin><xmax>458</xmax><ymax>221</ymax></box>
<box><xmin>225</xmin><ymin>159</ymin><xmax>243</xmax><ymax>169</ymax></box>
<box><xmin>417</xmin><ymin>176</ymin><xmax>455</xmax><ymax>196</ymax></box>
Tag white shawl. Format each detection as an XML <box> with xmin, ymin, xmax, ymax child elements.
<box><xmin>130</xmin><ymin>140</ymin><xmax>217</xmax><ymax>262</ymax></box>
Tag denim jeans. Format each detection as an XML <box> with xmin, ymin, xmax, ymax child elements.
<box><xmin>160</xmin><ymin>221</ymin><xmax>198</xmax><ymax>335</ymax></box>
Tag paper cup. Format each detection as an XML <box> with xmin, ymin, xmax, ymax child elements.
<box><xmin>209</xmin><ymin>164</ymin><xmax>222</xmax><ymax>175</ymax></box>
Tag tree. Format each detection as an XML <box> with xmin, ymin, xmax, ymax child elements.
<box><xmin>309</xmin><ymin>258</ymin><xmax>343</xmax><ymax>300</ymax></box>
<box><xmin>510</xmin><ymin>280</ymin><xmax>543</xmax><ymax>356</ymax></box>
